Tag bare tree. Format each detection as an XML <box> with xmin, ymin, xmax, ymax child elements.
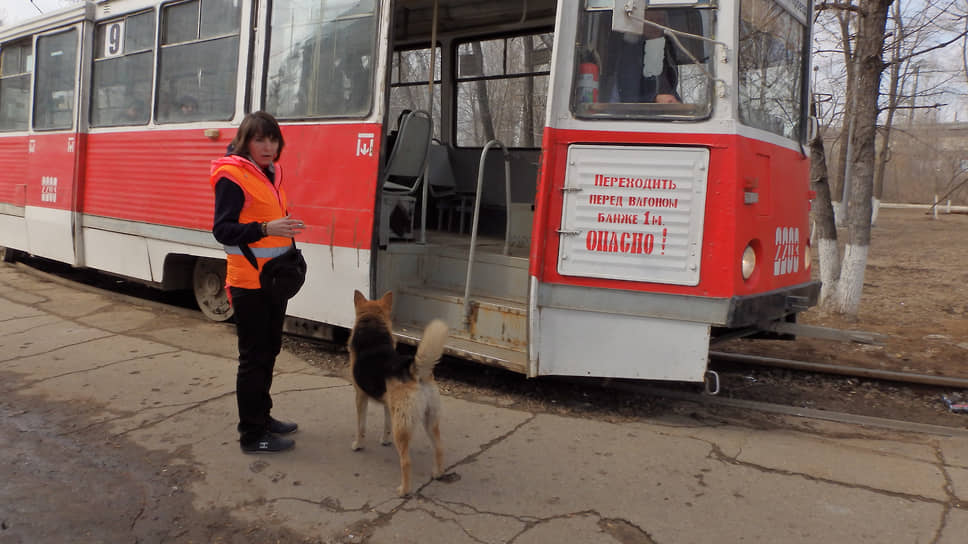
<box><xmin>874</xmin><ymin>1</ymin><xmax>967</xmax><ymax>221</ymax></box>
<box><xmin>809</xmin><ymin>102</ymin><xmax>841</xmax><ymax>307</ymax></box>
<box><xmin>812</xmin><ymin>0</ymin><xmax>893</xmax><ymax>317</ymax></box>
<box><xmin>811</xmin><ymin>0</ymin><xmax>968</xmax><ymax>317</ymax></box>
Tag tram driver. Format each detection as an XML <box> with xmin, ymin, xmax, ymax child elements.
<box><xmin>602</xmin><ymin>9</ymin><xmax>681</xmax><ymax>104</ymax></box>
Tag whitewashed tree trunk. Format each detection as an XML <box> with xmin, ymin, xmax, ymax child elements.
<box><xmin>829</xmin><ymin>0</ymin><xmax>892</xmax><ymax>318</ymax></box>
<box><xmin>808</xmin><ymin>102</ymin><xmax>841</xmax><ymax>308</ymax></box>
<box><xmin>836</xmin><ymin>243</ymin><xmax>869</xmax><ymax>316</ymax></box>
<box><xmin>817</xmin><ymin>238</ymin><xmax>840</xmax><ymax>306</ymax></box>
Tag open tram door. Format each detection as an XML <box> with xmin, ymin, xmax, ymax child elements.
<box><xmin>18</xmin><ymin>5</ymin><xmax>93</xmax><ymax>266</ymax></box>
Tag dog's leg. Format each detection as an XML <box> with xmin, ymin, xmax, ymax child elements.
<box><xmin>424</xmin><ymin>394</ymin><xmax>444</xmax><ymax>479</ymax></box>
<box><xmin>425</xmin><ymin>415</ymin><xmax>444</xmax><ymax>479</ymax></box>
<box><xmin>392</xmin><ymin>420</ymin><xmax>412</xmax><ymax>497</ymax></box>
<box><xmin>352</xmin><ymin>387</ymin><xmax>368</xmax><ymax>451</ymax></box>
<box><xmin>381</xmin><ymin>403</ymin><xmax>393</xmax><ymax>446</ymax></box>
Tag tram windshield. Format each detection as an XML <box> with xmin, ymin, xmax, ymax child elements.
<box><xmin>572</xmin><ymin>5</ymin><xmax>714</xmax><ymax>120</ymax></box>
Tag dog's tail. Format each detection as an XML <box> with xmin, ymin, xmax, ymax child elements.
<box><xmin>414</xmin><ymin>319</ymin><xmax>448</xmax><ymax>381</ymax></box>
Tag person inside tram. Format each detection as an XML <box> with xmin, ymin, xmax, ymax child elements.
<box><xmin>177</xmin><ymin>95</ymin><xmax>200</xmax><ymax>119</ymax></box>
<box><xmin>603</xmin><ymin>10</ymin><xmax>681</xmax><ymax>104</ymax></box>
<box><xmin>120</xmin><ymin>98</ymin><xmax>146</xmax><ymax>124</ymax></box>
<box><xmin>210</xmin><ymin>111</ymin><xmax>306</xmax><ymax>454</ymax></box>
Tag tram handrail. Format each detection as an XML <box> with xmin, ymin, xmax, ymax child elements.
<box><xmin>462</xmin><ymin>139</ymin><xmax>511</xmax><ymax>326</ymax></box>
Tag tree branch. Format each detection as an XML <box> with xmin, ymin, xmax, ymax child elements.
<box><xmin>816</xmin><ymin>1</ymin><xmax>867</xmax><ymax>16</ymax></box>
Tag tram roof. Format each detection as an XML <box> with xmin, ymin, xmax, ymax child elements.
<box><xmin>0</xmin><ymin>0</ymin><xmax>560</xmax><ymax>43</ymax></box>
<box><xmin>0</xmin><ymin>2</ymin><xmax>94</xmax><ymax>42</ymax></box>
<box><xmin>393</xmin><ymin>0</ymin><xmax>558</xmax><ymax>41</ymax></box>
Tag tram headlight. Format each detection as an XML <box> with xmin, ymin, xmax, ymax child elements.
<box><xmin>741</xmin><ymin>244</ymin><xmax>756</xmax><ymax>280</ymax></box>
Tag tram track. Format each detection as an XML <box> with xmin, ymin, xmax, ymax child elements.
<box><xmin>592</xmin><ymin>375</ymin><xmax>968</xmax><ymax>438</ymax></box>
<box><xmin>709</xmin><ymin>350</ymin><xmax>968</xmax><ymax>390</ymax></box>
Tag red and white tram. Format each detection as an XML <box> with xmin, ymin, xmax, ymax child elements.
<box><xmin>0</xmin><ymin>0</ymin><xmax>817</xmax><ymax>384</ymax></box>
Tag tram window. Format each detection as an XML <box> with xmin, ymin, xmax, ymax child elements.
<box><xmin>389</xmin><ymin>48</ymin><xmax>441</xmax><ymax>139</ymax></box>
<box><xmin>265</xmin><ymin>0</ymin><xmax>377</xmax><ymax>119</ymax></box>
<box><xmin>0</xmin><ymin>39</ymin><xmax>32</xmax><ymax>132</ymax></box>
<box><xmin>456</xmin><ymin>34</ymin><xmax>552</xmax><ymax>148</ymax></box>
<box><xmin>34</xmin><ymin>30</ymin><xmax>78</xmax><ymax>131</ymax></box>
<box><xmin>91</xmin><ymin>10</ymin><xmax>155</xmax><ymax>127</ymax></box>
<box><xmin>157</xmin><ymin>0</ymin><xmax>240</xmax><ymax>123</ymax></box>
<box><xmin>571</xmin><ymin>7</ymin><xmax>712</xmax><ymax>120</ymax></box>
<box><xmin>738</xmin><ymin>0</ymin><xmax>807</xmax><ymax>141</ymax></box>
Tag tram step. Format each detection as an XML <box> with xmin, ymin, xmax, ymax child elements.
<box><xmin>394</xmin><ymin>322</ymin><xmax>528</xmax><ymax>376</ymax></box>
<box><xmin>393</xmin><ymin>284</ymin><xmax>528</xmax><ymax>352</ymax></box>
<box><xmin>420</xmin><ymin>247</ymin><xmax>529</xmax><ymax>302</ymax></box>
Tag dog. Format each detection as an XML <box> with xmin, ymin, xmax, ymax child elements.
<box><xmin>348</xmin><ymin>290</ymin><xmax>448</xmax><ymax>496</ymax></box>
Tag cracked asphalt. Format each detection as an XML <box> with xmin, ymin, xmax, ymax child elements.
<box><xmin>2</xmin><ymin>261</ymin><xmax>968</xmax><ymax>544</ymax></box>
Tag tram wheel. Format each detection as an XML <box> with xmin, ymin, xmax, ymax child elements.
<box><xmin>1</xmin><ymin>246</ymin><xmax>24</xmax><ymax>263</ymax></box>
<box><xmin>193</xmin><ymin>257</ymin><xmax>234</xmax><ymax>322</ymax></box>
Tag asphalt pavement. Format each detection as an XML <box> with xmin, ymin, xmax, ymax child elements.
<box><xmin>1</xmin><ymin>261</ymin><xmax>967</xmax><ymax>543</ymax></box>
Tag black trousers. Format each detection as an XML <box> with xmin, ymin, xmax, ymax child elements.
<box><xmin>229</xmin><ymin>286</ymin><xmax>287</xmax><ymax>441</ymax></box>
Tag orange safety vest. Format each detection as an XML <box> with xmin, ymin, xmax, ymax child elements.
<box><xmin>210</xmin><ymin>155</ymin><xmax>292</xmax><ymax>290</ymax></box>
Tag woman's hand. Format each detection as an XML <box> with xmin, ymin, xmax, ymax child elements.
<box><xmin>265</xmin><ymin>215</ymin><xmax>305</xmax><ymax>238</ymax></box>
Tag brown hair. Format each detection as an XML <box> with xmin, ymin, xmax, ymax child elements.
<box><xmin>230</xmin><ymin>111</ymin><xmax>285</xmax><ymax>161</ymax></box>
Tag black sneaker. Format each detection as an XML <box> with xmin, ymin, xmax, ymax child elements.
<box><xmin>268</xmin><ymin>417</ymin><xmax>298</xmax><ymax>435</ymax></box>
<box><xmin>240</xmin><ymin>433</ymin><xmax>294</xmax><ymax>454</ymax></box>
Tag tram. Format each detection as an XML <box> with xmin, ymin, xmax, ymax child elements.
<box><xmin>0</xmin><ymin>0</ymin><xmax>818</xmax><ymax>384</ymax></box>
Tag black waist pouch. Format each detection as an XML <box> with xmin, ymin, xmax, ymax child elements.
<box><xmin>241</xmin><ymin>242</ymin><xmax>307</xmax><ymax>301</ymax></box>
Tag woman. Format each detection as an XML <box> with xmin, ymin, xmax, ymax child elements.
<box><xmin>211</xmin><ymin>111</ymin><xmax>305</xmax><ymax>453</ymax></box>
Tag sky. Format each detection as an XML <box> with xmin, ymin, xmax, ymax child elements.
<box><xmin>0</xmin><ymin>0</ymin><xmax>79</xmax><ymax>28</ymax></box>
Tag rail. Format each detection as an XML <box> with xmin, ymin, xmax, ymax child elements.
<box><xmin>462</xmin><ymin>140</ymin><xmax>511</xmax><ymax>326</ymax></box>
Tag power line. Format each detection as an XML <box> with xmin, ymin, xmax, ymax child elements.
<box><xmin>29</xmin><ymin>0</ymin><xmax>45</xmax><ymax>15</ymax></box>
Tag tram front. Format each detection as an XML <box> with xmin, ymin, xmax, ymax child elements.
<box><xmin>529</xmin><ymin>0</ymin><xmax>818</xmax><ymax>381</ymax></box>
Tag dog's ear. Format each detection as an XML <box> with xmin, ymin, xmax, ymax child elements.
<box><xmin>353</xmin><ymin>290</ymin><xmax>366</xmax><ymax>307</ymax></box>
<box><xmin>379</xmin><ymin>291</ymin><xmax>393</xmax><ymax>312</ymax></box>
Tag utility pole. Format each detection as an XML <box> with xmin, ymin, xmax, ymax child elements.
<box><xmin>908</xmin><ymin>64</ymin><xmax>920</xmax><ymax>127</ymax></box>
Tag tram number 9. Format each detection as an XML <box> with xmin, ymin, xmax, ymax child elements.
<box><xmin>774</xmin><ymin>226</ymin><xmax>800</xmax><ymax>276</ymax></box>
<box><xmin>103</xmin><ymin>21</ymin><xmax>125</xmax><ymax>58</ymax></box>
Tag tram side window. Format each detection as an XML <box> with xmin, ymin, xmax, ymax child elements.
<box><xmin>456</xmin><ymin>33</ymin><xmax>552</xmax><ymax>148</ymax></box>
<box><xmin>157</xmin><ymin>0</ymin><xmax>240</xmax><ymax>123</ymax></box>
<box><xmin>266</xmin><ymin>0</ymin><xmax>377</xmax><ymax>119</ymax></box>
<box><xmin>389</xmin><ymin>48</ymin><xmax>441</xmax><ymax>139</ymax></box>
<box><xmin>34</xmin><ymin>30</ymin><xmax>78</xmax><ymax>131</ymax></box>
<box><xmin>737</xmin><ymin>0</ymin><xmax>807</xmax><ymax>141</ymax></box>
<box><xmin>0</xmin><ymin>40</ymin><xmax>32</xmax><ymax>132</ymax></box>
<box><xmin>91</xmin><ymin>10</ymin><xmax>155</xmax><ymax>126</ymax></box>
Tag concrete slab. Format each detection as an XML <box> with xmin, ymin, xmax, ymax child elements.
<box><xmin>948</xmin><ymin>465</ymin><xmax>968</xmax><ymax>503</ymax></box>
<box><xmin>143</xmin><ymin>322</ymin><xmax>241</xmax><ymax>357</ymax></box>
<box><xmin>938</xmin><ymin>506</ymin><xmax>968</xmax><ymax>544</ymax></box>
<box><xmin>0</xmin><ymin>320</ymin><xmax>114</xmax><ymax>363</ymax></box>
<box><xmin>2</xmin><ymin>335</ymin><xmax>177</xmax><ymax>384</ymax></box>
<box><xmin>76</xmin><ymin>307</ymin><xmax>161</xmax><ymax>333</ymax></box>
<box><xmin>183</xmin><ymin>386</ymin><xmax>533</xmax><ymax>538</ymax></box>
<box><xmin>940</xmin><ymin>435</ymin><xmax>968</xmax><ymax>467</ymax></box>
<box><xmin>1</xmin><ymin>262</ymin><xmax>963</xmax><ymax>543</ymax></box>
<box><xmin>0</xmin><ymin>314</ymin><xmax>60</xmax><ymax>336</ymax></box>
<box><xmin>34</xmin><ymin>289</ymin><xmax>116</xmax><ymax>318</ymax></box>
<box><xmin>0</xmin><ymin>299</ymin><xmax>46</xmax><ymax>321</ymax></box>
<box><xmin>731</xmin><ymin>430</ymin><xmax>947</xmax><ymax>500</ymax></box>
<box><xmin>424</xmin><ymin>414</ymin><xmax>944</xmax><ymax>543</ymax></box>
